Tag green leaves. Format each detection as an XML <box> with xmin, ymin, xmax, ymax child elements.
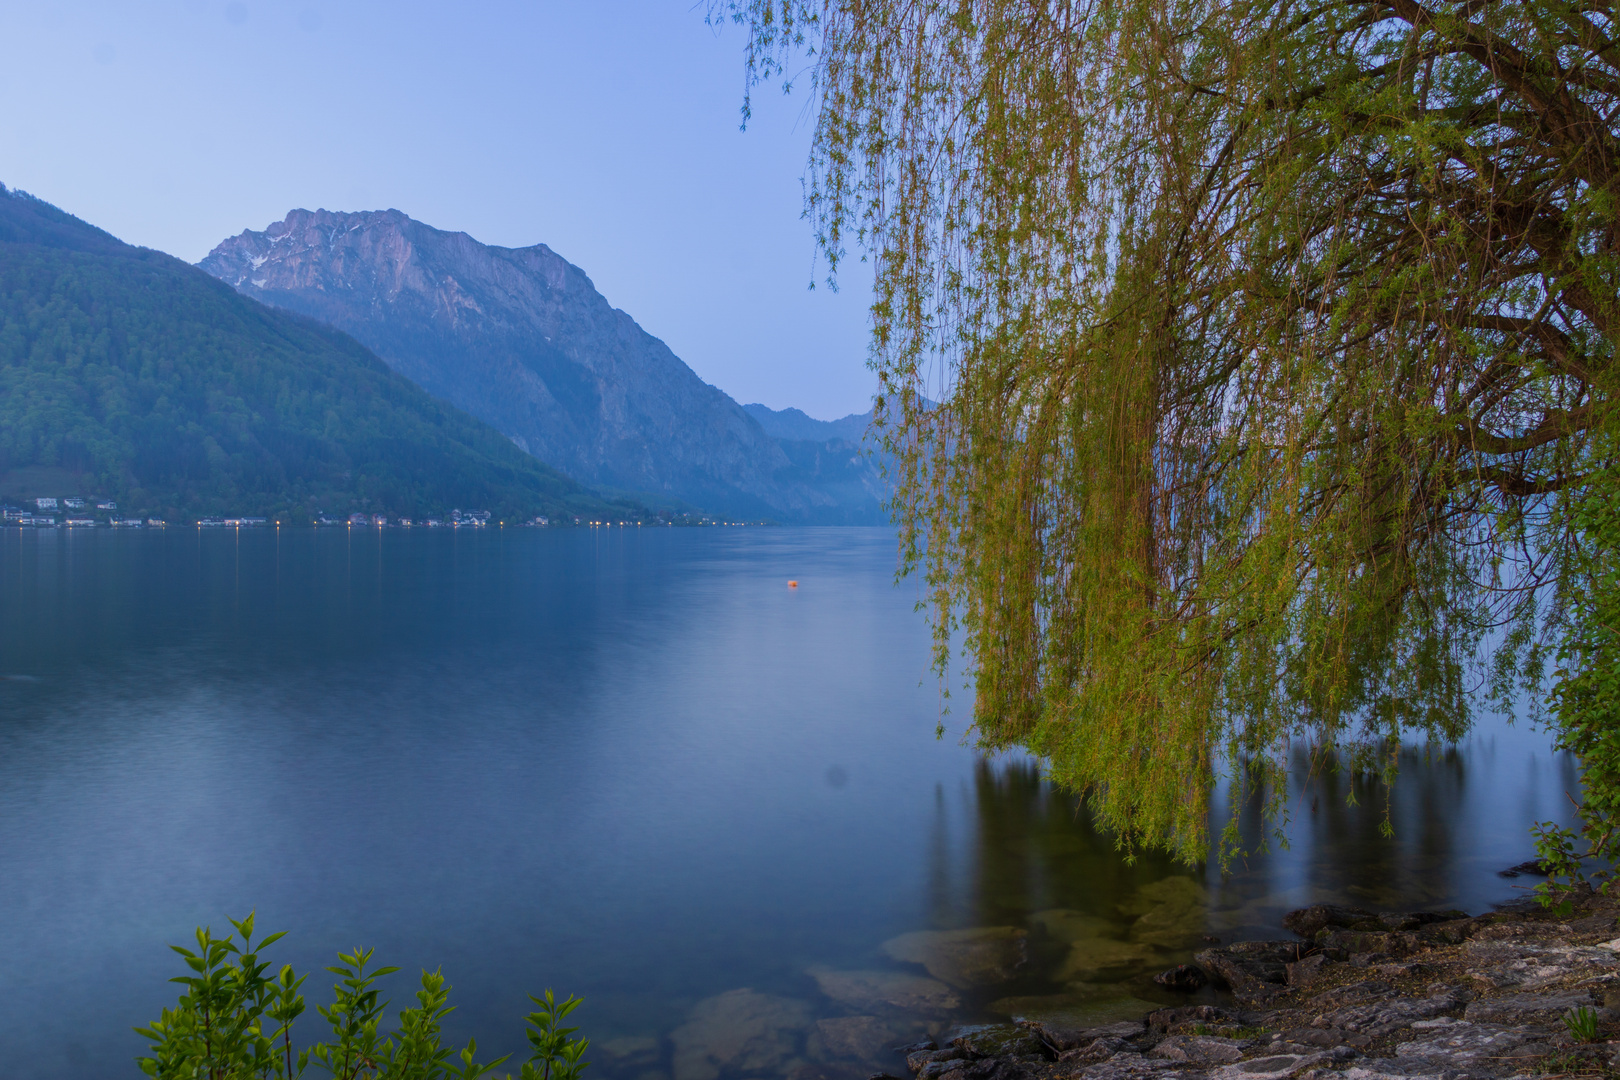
<box><xmin>135</xmin><ymin>915</ymin><xmax>301</xmax><ymax>1080</ymax></box>
<box><xmin>135</xmin><ymin>918</ymin><xmax>583</xmax><ymax>1080</ymax></box>
<box><xmin>1538</xmin><ymin>445</ymin><xmax>1620</xmax><ymax>902</ymax></box>
<box><xmin>1564</xmin><ymin>1004</ymin><xmax>1601</xmax><ymax>1043</ymax></box>
<box><xmin>519</xmin><ymin>990</ymin><xmax>590</xmax><ymax>1080</ymax></box>
<box><xmin>730</xmin><ymin>0</ymin><xmax>1619</xmax><ymax>862</ymax></box>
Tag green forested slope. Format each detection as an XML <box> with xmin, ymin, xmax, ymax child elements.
<box><xmin>0</xmin><ymin>185</ymin><xmax>632</xmax><ymax>521</ymax></box>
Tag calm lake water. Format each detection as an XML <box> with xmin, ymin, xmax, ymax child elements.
<box><xmin>0</xmin><ymin>526</ymin><xmax>1583</xmax><ymax>1080</ymax></box>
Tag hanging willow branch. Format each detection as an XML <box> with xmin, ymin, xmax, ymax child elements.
<box><xmin>720</xmin><ymin>0</ymin><xmax>1620</xmax><ymax>862</ymax></box>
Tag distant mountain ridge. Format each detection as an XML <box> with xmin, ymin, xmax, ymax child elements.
<box><xmin>201</xmin><ymin>209</ymin><xmax>871</xmax><ymax>521</ymax></box>
<box><xmin>743</xmin><ymin>403</ymin><xmax>874</xmax><ymax>444</ymax></box>
<box><xmin>0</xmin><ymin>184</ymin><xmax>629</xmax><ymax>522</ymax></box>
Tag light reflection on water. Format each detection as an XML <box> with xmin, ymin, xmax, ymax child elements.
<box><xmin>0</xmin><ymin>527</ymin><xmax>1581</xmax><ymax>1080</ymax></box>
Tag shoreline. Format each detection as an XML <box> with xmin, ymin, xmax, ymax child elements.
<box><xmin>896</xmin><ymin>890</ymin><xmax>1620</xmax><ymax>1080</ymax></box>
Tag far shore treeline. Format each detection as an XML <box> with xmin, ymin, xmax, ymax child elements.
<box><xmin>0</xmin><ymin>184</ymin><xmax>648</xmax><ymax>525</ymax></box>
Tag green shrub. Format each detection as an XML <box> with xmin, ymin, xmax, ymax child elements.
<box><xmin>135</xmin><ymin>914</ymin><xmax>589</xmax><ymax>1080</ymax></box>
<box><xmin>1534</xmin><ymin>459</ymin><xmax>1620</xmax><ymax>904</ymax></box>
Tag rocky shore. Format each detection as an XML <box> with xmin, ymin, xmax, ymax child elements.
<box><xmin>890</xmin><ymin>890</ymin><xmax>1620</xmax><ymax>1080</ymax></box>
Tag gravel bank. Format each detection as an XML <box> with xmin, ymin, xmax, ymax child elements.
<box><xmin>890</xmin><ymin>890</ymin><xmax>1620</xmax><ymax>1080</ymax></box>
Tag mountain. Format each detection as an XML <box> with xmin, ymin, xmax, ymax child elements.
<box><xmin>743</xmin><ymin>403</ymin><xmax>874</xmax><ymax>444</ymax></box>
<box><xmin>200</xmin><ymin>209</ymin><xmax>852</xmax><ymax>520</ymax></box>
<box><xmin>742</xmin><ymin>403</ymin><xmax>890</xmax><ymax>523</ymax></box>
<box><xmin>0</xmin><ymin>184</ymin><xmax>636</xmax><ymax>522</ymax></box>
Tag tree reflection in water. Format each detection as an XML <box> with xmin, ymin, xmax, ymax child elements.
<box><xmin>923</xmin><ymin>734</ymin><xmax>1580</xmax><ymax>983</ymax></box>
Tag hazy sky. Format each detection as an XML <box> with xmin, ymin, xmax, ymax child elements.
<box><xmin>0</xmin><ymin>1</ymin><xmax>876</xmax><ymax>420</ymax></box>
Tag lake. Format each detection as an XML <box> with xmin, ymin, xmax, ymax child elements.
<box><xmin>0</xmin><ymin>526</ymin><xmax>1582</xmax><ymax>1080</ymax></box>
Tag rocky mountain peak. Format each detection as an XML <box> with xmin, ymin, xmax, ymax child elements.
<box><xmin>202</xmin><ymin>209</ymin><xmax>840</xmax><ymax>518</ymax></box>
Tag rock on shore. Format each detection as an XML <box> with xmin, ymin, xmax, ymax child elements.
<box><xmin>889</xmin><ymin>889</ymin><xmax>1620</xmax><ymax>1080</ymax></box>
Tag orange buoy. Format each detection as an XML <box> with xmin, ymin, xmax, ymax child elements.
<box><xmin>788</xmin><ymin>580</ymin><xmax>798</xmax><ymax>588</ymax></box>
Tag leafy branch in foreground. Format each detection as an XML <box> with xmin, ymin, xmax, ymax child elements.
<box><xmin>135</xmin><ymin>915</ymin><xmax>589</xmax><ymax>1080</ymax></box>
<box><xmin>719</xmin><ymin>0</ymin><xmax>1619</xmax><ymax>862</ymax></box>
<box><xmin>1534</xmin><ymin>448</ymin><xmax>1620</xmax><ymax>902</ymax></box>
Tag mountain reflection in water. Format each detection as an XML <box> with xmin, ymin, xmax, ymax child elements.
<box><xmin>0</xmin><ymin>527</ymin><xmax>1582</xmax><ymax>1080</ymax></box>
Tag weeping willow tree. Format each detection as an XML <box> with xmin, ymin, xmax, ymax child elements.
<box><xmin>722</xmin><ymin>0</ymin><xmax>1619</xmax><ymax>861</ymax></box>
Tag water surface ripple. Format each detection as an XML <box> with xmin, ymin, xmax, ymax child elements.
<box><xmin>0</xmin><ymin>527</ymin><xmax>1580</xmax><ymax>1079</ymax></box>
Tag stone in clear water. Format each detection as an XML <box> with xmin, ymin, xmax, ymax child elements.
<box><xmin>808</xmin><ymin>1015</ymin><xmax>907</xmax><ymax>1063</ymax></box>
<box><xmin>669</xmin><ymin>989</ymin><xmax>813</xmax><ymax>1080</ymax></box>
<box><xmin>1029</xmin><ymin>909</ymin><xmax>1118</xmax><ymax>943</ymax></box>
<box><xmin>989</xmin><ymin>991</ymin><xmax>1159</xmax><ymax>1030</ymax></box>
<box><xmin>1054</xmin><ymin>937</ymin><xmax>1156</xmax><ymax>980</ymax></box>
<box><xmin>594</xmin><ymin>1035</ymin><xmax>662</xmax><ymax>1071</ymax></box>
<box><xmin>1120</xmin><ymin>877</ymin><xmax>1209</xmax><ymax>949</ymax></box>
<box><xmin>807</xmin><ymin>968</ymin><xmax>962</xmax><ymax>1013</ymax></box>
<box><xmin>881</xmin><ymin>927</ymin><xmax>1029</xmax><ymax>987</ymax></box>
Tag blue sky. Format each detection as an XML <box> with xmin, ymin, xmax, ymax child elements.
<box><xmin>0</xmin><ymin>1</ymin><xmax>875</xmax><ymax>420</ymax></box>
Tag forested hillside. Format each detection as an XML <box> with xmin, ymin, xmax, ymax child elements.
<box><xmin>0</xmin><ymin>185</ymin><xmax>637</xmax><ymax>522</ymax></box>
<box><xmin>201</xmin><ymin>209</ymin><xmax>854</xmax><ymax>521</ymax></box>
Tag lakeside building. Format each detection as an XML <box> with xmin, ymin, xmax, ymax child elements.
<box><xmin>35</xmin><ymin>497</ymin><xmax>57</xmax><ymax>510</ymax></box>
<box><xmin>63</xmin><ymin>498</ymin><xmax>85</xmax><ymax>510</ymax></box>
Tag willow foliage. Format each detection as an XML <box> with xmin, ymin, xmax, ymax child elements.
<box><xmin>723</xmin><ymin>0</ymin><xmax>1620</xmax><ymax>861</ymax></box>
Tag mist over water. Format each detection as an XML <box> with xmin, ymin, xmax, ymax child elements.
<box><xmin>0</xmin><ymin>527</ymin><xmax>1582</xmax><ymax>1080</ymax></box>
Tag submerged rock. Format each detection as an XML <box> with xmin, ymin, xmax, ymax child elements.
<box><xmin>669</xmin><ymin>989</ymin><xmax>813</xmax><ymax>1080</ymax></box>
<box><xmin>810</xmin><ymin>1015</ymin><xmax>905</xmax><ymax>1063</ymax></box>
<box><xmin>1057</xmin><ymin>937</ymin><xmax>1158</xmax><ymax>981</ymax></box>
<box><xmin>1122</xmin><ymin>878</ymin><xmax>1210</xmax><ymax>949</ymax></box>
<box><xmin>882</xmin><ymin>928</ymin><xmax>1029</xmax><ymax>988</ymax></box>
<box><xmin>808</xmin><ymin>968</ymin><xmax>962</xmax><ymax>1013</ymax></box>
<box><xmin>1030</xmin><ymin>909</ymin><xmax>1120</xmax><ymax>943</ymax></box>
<box><xmin>990</xmin><ymin>992</ymin><xmax>1160</xmax><ymax>1031</ymax></box>
<box><xmin>1498</xmin><ymin>859</ymin><xmax>1554</xmax><ymax>878</ymax></box>
<box><xmin>593</xmin><ymin>1035</ymin><xmax>662</xmax><ymax>1071</ymax></box>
